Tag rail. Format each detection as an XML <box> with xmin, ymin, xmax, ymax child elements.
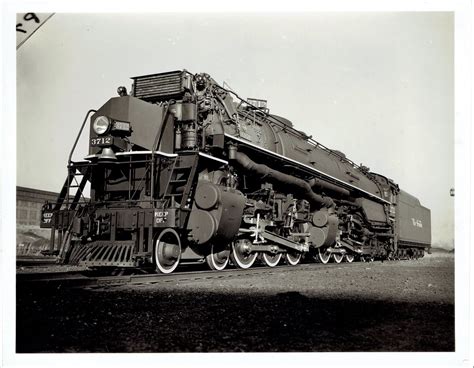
<box><xmin>16</xmin><ymin>262</ymin><xmax>358</xmax><ymax>289</ymax></box>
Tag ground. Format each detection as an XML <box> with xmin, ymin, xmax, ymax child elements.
<box><xmin>16</xmin><ymin>253</ymin><xmax>454</xmax><ymax>352</ymax></box>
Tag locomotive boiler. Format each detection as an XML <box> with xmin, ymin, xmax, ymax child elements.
<box><xmin>41</xmin><ymin>70</ymin><xmax>431</xmax><ymax>272</ymax></box>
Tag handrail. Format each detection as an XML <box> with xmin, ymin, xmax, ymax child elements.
<box><xmin>217</xmin><ymin>85</ymin><xmax>363</xmax><ymax>171</ymax></box>
<box><xmin>139</xmin><ymin>69</ymin><xmax>363</xmax><ymax>172</ymax></box>
<box><xmin>68</xmin><ymin>109</ymin><xmax>97</xmax><ymax>165</ymax></box>
<box><xmin>150</xmin><ymin>104</ymin><xmax>171</xmax><ymax>205</ymax></box>
<box><xmin>65</xmin><ymin>109</ymin><xmax>96</xmax><ymax>207</ymax></box>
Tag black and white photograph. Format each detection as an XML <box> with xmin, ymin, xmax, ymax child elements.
<box><xmin>1</xmin><ymin>1</ymin><xmax>472</xmax><ymax>367</ymax></box>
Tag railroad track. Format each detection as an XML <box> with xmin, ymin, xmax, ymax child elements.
<box><xmin>16</xmin><ymin>255</ymin><xmax>58</xmax><ymax>267</ymax></box>
<box><xmin>16</xmin><ymin>262</ymin><xmax>358</xmax><ymax>290</ymax></box>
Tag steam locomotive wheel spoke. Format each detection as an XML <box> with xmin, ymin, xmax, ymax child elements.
<box><xmin>230</xmin><ymin>240</ymin><xmax>258</xmax><ymax>269</ymax></box>
<box><xmin>318</xmin><ymin>248</ymin><xmax>331</xmax><ymax>264</ymax></box>
<box><xmin>344</xmin><ymin>253</ymin><xmax>354</xmax><ymax>263</ymax></box>
<box><xmin>154</xmin><ymin>229</ymin><xmax>181</xmax><ymax>274</ymax></box>
<box><xmin>286</xmin><ymin>252</ymin><xmax>302</xmax><ymax>266</ymax></box>
<box><xmin>206</xmin><ymin>244</ymin><xmax>230</xmax><ymax>271</ymax></box>
<box><xmin>262</xmin><ymin>252</ymin><xmax>282</xmax><ymax>267</ymax></box>
<box><xmin>333</xmin><ymin>253</ymin><xmax>343</xmax><ymax>264</ymax></box>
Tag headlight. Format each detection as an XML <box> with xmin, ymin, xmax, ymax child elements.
<box><xmin>93</xmin><ymin>116</ymin><xmax>111</xmax><ymax>135</ymax></box>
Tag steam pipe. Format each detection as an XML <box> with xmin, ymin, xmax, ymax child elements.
<box><xmin>336</xmin><ymin>199</ymin><xmax>361</xmax><ymax>208</ymax></box>
<box><xmin>308</xmin><ymin>177</ymin><xmax>351</xmax><ymax>197</ymax></box>
<box><xmin>233</xmin><ymin>151</ymin><xmax>335</xmax><ymax>209</ymax></box>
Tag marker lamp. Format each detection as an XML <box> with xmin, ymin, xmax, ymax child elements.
<box><xmin>113</xmin><ymin>121</ymin><xmax>130</xmax><ymax>132</ymax></box>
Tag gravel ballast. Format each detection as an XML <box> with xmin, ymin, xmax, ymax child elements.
<box><xmin>16</xmin><ymin>254</ymin><xmax>454</xmax><ymax>352</ymax></box>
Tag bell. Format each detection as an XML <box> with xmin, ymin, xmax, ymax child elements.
<box><xmin>98</xmin><ymin>147</ymin><xmax>117</xmax><ymax>161</ymax></box>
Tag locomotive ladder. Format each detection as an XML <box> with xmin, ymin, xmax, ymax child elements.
<box><xmin>60</xmin><ymin>165</ymin><xmax>91</xmax><ymax>210</ymax></box>
<box><xmin>163</xmin><ymin>154</ymin><xmax>199</xmax><ymax>209</ymax></box>
<box><xmin>47</xmin><ymin>165</ymin><xmax>91</xmax><ymax>257</ymax></box>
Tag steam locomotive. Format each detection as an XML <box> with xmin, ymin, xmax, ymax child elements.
<box><xmin>41</xmin><ymin>70</ymin><xmax>431</xmax><ymax>273</ymax></box>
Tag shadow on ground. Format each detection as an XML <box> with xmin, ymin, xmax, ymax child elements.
<box><xmin>16</xmin><ymin>284</ymin><xmax>454</xmax><ymax>353</ymax></box>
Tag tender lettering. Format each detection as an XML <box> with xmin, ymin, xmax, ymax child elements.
<box><xmin>411</xmin><ymin>218</ymin><xmax>423</xmax><ymax>228</ymax></box>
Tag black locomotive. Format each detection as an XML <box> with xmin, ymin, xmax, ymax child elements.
<box><xmin>41</xmin><ymin>70</ymin><xmax>431</xmax><ymax>272</ymax></box>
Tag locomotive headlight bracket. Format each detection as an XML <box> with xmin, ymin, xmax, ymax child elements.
<box><xmin>93</xmin><ymin>116</ymin><xmax>111</xmax><ymax>135</ymax></box>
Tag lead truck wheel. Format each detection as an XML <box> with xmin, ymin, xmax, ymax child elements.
<box><xmin>154</xmin><ymin>229</ymin><xmax>181</xmax><ymax>274</ymax></box>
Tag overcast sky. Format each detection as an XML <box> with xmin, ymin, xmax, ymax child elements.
<box><xmin>16</xmin><ymin>12</ymin><xmax>454</xmax><ymax>247</ymax></box>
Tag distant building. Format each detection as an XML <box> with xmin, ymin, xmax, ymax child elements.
<box><xmin>16</xmin><ymin>186</ymin><xmax>58</xmax><ymax>226</ymax></box>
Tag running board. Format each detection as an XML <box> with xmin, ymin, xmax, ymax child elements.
<box><xmin>260</xmin><ymin>231</ymin><xmax>307</xmax><ymax>252</ymax></box>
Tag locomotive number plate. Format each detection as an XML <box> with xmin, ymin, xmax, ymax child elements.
<box><xmin>90</xmin><ymin>136</ymin><xmax>113</xmax><ymax>146</ymax></box>
<box><xmin>40</xmin><ymin>210</ymin><xmax>53</xmax><ymax>228</ymax></box>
